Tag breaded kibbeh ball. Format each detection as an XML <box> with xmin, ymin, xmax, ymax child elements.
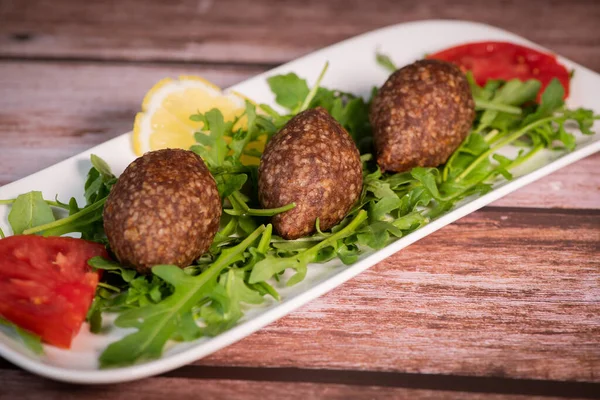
<box><xmin>103</xmin><ymin>149</ymin><xmax>221</xmax><ymax>273</ymax></box>
<box><xmin>258</xmin><ymin>107</ymin><xmax>362</xmax><ymax>240</ymax></box>
<box><xmin>370</xmin><ymin>59</ymin><xmax>475</xmax><ymax>172</ymax></box>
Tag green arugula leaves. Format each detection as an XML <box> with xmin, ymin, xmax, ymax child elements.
<box><xmin>8</xmin><ymin>191</ymin><xmax>55</xmax><ymax>235</ymax></box>
<box><xmin>265</xmin><ymin>63</ymin><xmax>374</xmax><ymax>152</ymax></box>
<box><xmin>375</xmin><ymin>51</ymin><xmax>398</xmax><ymax>73</ymax></box>
<box><xmin>0</xmin><ymin>317</ymin><xmax>44</xmax><ymax>355</ymax></box>
<box><xmin>1</xmin><ymin>154</ymin><xmax>116</xmax><ymax>239</ymax></box>
<box><xmin>190</xmin><ymin>109</ymin><xmax>233</xmax><ymax>169</ymax></box>
<box><xmin>16</xmin><ymin>155</ymin><xmax>116</xmax><ymax>240</ymax></box>
<box><xmin>98</xmin><ymin>225</ymin><xmax>267</xmax><ymax>367</ymax></box>
<box><xmin>250</xmin><ymin>210</ymin><xmax>368</xmax><ymax>286</ymax></box>
<box><xmin>266</xmin><ymin>73</ymin><xmax>310</xmax><ymax>112</ymax></box>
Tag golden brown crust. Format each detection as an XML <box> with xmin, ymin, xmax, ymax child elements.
<box><xmin>103</xmin><ymin>149</ymin><xmax>221</xmax><ymax>273</ymax></box>
<box><xmin>258</xmin><ymin>107</ymin><xmax>362</xmax><ymax>240</ymax></box>
<box><xmin>369</xmin><ymin>59</ymin><xmax>475</xmax><ymax>172</ymax></box>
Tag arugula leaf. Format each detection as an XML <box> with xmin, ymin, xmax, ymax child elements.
<box><xmin>266</xmin><ymin>73</ymin><xmax>309</xmax><ymax>112</ymax></box>
<box><xmin>90</xmin><ymin>256</ymin><xmax>138</xmax><ymax>283</ymax></box>
<box><xmin>85</xmin><ymin>154</ymin><xmax>116</xmax><ymax>206</ymax></box>
<box><xmin>8</xmin><ymin>191</ymin><xmax>55</xmax><ymax>235</ymax></box>
<box><xmin>99</xmin><ymin>225</ymin><xmax>265</xmax><ymax>367</ymax></box>
<box><xmin>199</xmin><ymin>269</ymin><xmax>265</xmax><ymax>336</ymax></box>
<box><xmin>190</xmin><ymin>109</ymin><xmax>233</xmax><ymax>169</ymax></box>
<box><xmin>410</xmin><ymin>168</ymin><xmax>442</xmax><ymax>200</ymax></box>
<box><xmin>493</xmin><ymin>79</ymin><xmax>541</xmax><ymax>106</ymax></box>
<box><xmin>364</xmin><ymin>168</ymin><xmax>397</xmax><ymax>199</ymax></box>
<box><xmin>215</xmin><ymin>174</ymin><xmax>248</xmax><ymax>199</ymax></box>
<box><xmin>23</xmin><ymin>197</ymin><xmax>106</xmax><ymax>238</ymax></box>
<box><xmin>336</xmin><ymin>243</ymin><xmax>361</xmax><ymax>265</ymax></box>
<box><xmin>473</xmin><ymin>79</ymin><xmax>541</xmax><ymax>132</ymax></box>
<box><xmin>10</xmin><ymin>155</ymin><xmax>115</xmax><ymax>239</ymax></box>
<box><xmin>523</xmin><ymin>78</ymin><xmax>565</xmax><ymax>124</ymax></box>
<box><xmin>357</xmin><ymin>221</ymin><xmax>403</xmax><ymax>249</ymax></box>
<box><xmin>369</xmin><ymin>195</ymin><xmax>402</xmax><ymax>222</ymax></box>
<box><xmin>562</xmin><ymin>108</ymin><xmax>597</xmax><ymax>135</ymax></box>
<box><xmin>90</xmin><ymin>154</ymin><xmax>114</xmax><ymax>178</ymax></box>
<box><xmin>0</xmin><ymin>317</ymin><xmax>44</xmax><ymax>355</ymax></box>
<box><xmin>557</xmin><ymin>122</ymin><xmax>576</xmax><ymax>151</ymax></box>
<box><xmin>249</xmin><ymin>210</ymin><xmax>367</xmax><ymax>286</ymax></box>
<box><xmin>375</xmin><ymin>51</ymin><xmax>398</xmax><ymax>73</ymax></box>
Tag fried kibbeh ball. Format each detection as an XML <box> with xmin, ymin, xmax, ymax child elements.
<box><xmin>370</xmin><ymin>59</ymin><xmax>475</xmax><ymax>172</ymax></box>
<box><xmin>103</xmin><ymin>149</ymin><xmax>221</xmax><ymax>274</ymax></box>
<box><xmin>258</xmin><ymin>107</ymin><xmax>362</xmax><ymax>240</ymax></box>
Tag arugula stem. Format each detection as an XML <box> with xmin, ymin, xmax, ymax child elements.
<box><xmin>504</xmin><ymin>144</ymin><xmax>544</xmax><ymax>171</ymax></box>
<box><xmin>270</xmin><ymin>235</ymin><xmax>329</xmax><ymax>244</ymax></box>
<box><xmin>474</xmin><ymin>99</ymin><xmax>522</xmax><ymax>114</ymax></box>
<box><xmin>22</xmin><ymin>198</ymin><xmax>107</xmax><ymax>235</ymax></box>
<box><xmin>210</xmin><ymin>166</ymin><xmax>252</xmax><ymax>176</ymax></box>
<box><xmin>456</xmin><ymin>116</ymin><xmax>558</xmax><ymax>182</ymax></box>
<box><xmin>0</xmin><ymin>227</ymin><xmax>5</xmax><ymax>239</ymax></box>
<box><xmin>376</xmin><ymin>51</ymin><xmax>398</xmax><ymax>73</ymax></box>
<box><xmin>231</xmin><ymin>111</ymin><xmax>246</xmax><ymax>129</ymax></box>
<box><xmin>218</xmin><ymin>217</ymin><xmax>238</xmax><ymax>238</ymax></box>
<box><xmin>483</xmin><ymin>129</ymin><xmax>500</xmax><ymax>143</ymax></box>
<box><xmin>47</xmin><ymin>200</ymin><xmax>71</xmax><ymax>210</ymax></box>
<box><xmin>231</xmin><ymin>191</ymin><xmax>250</xmax><ymax>212</ymax></box>
<box><xmin>257</xmin><ymin>224</ymin><xmax>273</xmax><ymax>253</ymax></box>
<box><xmin>299</xmin><ymin>61</ymin><xmax>330</xmax><ymax>112</ymax></box>
<box><xmin>254</xmin><ymin>281</ymin><xmax>280</xmax><ymax>301</ymax></box>
<box><xmin>224</xmin><ymin>202</ymin><xmax>296</xmax><ymax>217</ymax></box>
<box><xmin>442</xmin><ymin>142</ymin><xmax>462</xmax><ymax>182</ymax></box>
<box><xmin>97</xmin><ymin>282</ymin><xmax>121</xmax><ymax>292</ymax></box>
<box><xmin>302</xmin><ymin>210</ymin><xmax>367</xmax><ymax>257</ymax></box>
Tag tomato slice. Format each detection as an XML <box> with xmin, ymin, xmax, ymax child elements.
<box><xmin>427</xmin><ymin>41</ymin><xmax>570</xmax><ymax>101</ymax></box>
<box><xmin>0</xmin><ymin>235</ymin><xmax>107</xmax><ymax>348</ymax></box>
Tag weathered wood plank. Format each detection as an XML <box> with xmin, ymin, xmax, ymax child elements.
<box><xmin>193</xmin><ymin>209</ymin><xmax>600</xmax><ymax>382</ymax></box>
<box><xmin>1</xmin><ymin>61</ymin><xmax>598</xmax><ymax>210</ymax></box>
<box><xmin>0</xmin><ymin>61</ymin><xmax>264</xmax><ymax>185</ymax></box>
<box><xmin>0</xmin><ymin>369</ymin><xmax>588</xmax><ymax>400</ymax></box>
<box><xmin>491</xmin><ymin>153</ymin><xmax>600</xmax><ymax>210</ymax></box>
<box><xmin>1</xmin><ymin>0</ymin><xmax>599</xmax><ymax>71</ymax></box>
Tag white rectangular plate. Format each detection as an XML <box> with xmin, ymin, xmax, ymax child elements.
<box><xmin>1</xmin><ymin>20</ymin><xmax>599</xmax><ymax>384</ymax></box>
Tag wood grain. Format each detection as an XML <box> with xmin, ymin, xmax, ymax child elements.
<box><xmin>0</xmin><ymin>61</ymin><xmax>264</xmax><ymax>185</ymax></box>
<box><xmin>1</xmin><ymin>61</ymin><xmax>598</xmax><ymax>211</ymax></box>
<box><xmin>490</xmin><ymin>153</ymin><xmax>600</xmax><ymax>210</ymax></box>
<box><xmin>0</xmin><ymin>369</ymin><xmax>586</xmax><ymax>400</ymax></box>
<box><xmin>1</xmin><ymin>0</ymin><xmax>599</xmax><ymax>395</ymax></box>
<box><xmin>194</xmin><ymin>209</ymin><xmax>600</xmax><ymax>382</ymax></box>
<box><xmin>1</xmin><ymin>0</ymin><xmax>600</xmax><ymax>71</ymax></box>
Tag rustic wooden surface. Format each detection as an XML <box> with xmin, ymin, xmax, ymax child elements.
<box><xmin>0</xmin><ymin>0</ymin><xmax>599</xmax><ymax>398</ymax></box>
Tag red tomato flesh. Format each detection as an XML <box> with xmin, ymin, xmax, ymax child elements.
<box><xmin>0</xmin><ymin>235</ymin><xmax>107</xmax><ymax>348</ymax></box>
<box><xmin>427</xmin><ymin>41</ymin><xmax>570</xmax><ymax>101</ymax></box>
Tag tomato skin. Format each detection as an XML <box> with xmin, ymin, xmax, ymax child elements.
<box><xmin>427</xmin><ymin>41</ymin><xmax>570</xmax><ymax>101</ymax></box>
<box><xmin>0</xmin><ymin>235</ymin><xmax>107</xmax><ymax>348</ymax></box>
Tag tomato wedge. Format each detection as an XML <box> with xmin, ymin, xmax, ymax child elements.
<box><xmin>0</xmin><ymin>235</ymin><xmax>107</xmax><ymax>348</ymax></box>
<box><xmin>427</xmin><ymin>41</ymin><xmax>570</xmax><ymax>101</ymax></box>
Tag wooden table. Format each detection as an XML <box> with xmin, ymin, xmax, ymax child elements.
<box><xmin>1</xmin><ymin>0</ymin><xmax>599</xmax><ymax>398</ymax></box>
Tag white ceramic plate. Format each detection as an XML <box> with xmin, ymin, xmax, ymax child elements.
<box><xmin>1</xmin><ymin>20</ymin><xmax>599</xmax><ymax>384</ymax></box>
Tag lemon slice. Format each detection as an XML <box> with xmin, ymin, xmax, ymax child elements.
<box><xmin>132</xmin><ymin>76</ymin><xmax>250</xmax><ymax>156</ymax></box>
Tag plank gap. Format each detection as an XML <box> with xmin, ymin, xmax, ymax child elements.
<box><xmin>0</xmin><ymin>54</ymin><xmax>278</xmax><ymax>70</ymax></box>
<box><xmin>0</xmin><ymin>362</ymin><xmax>598</xmax><ymax>398</ymax></box>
